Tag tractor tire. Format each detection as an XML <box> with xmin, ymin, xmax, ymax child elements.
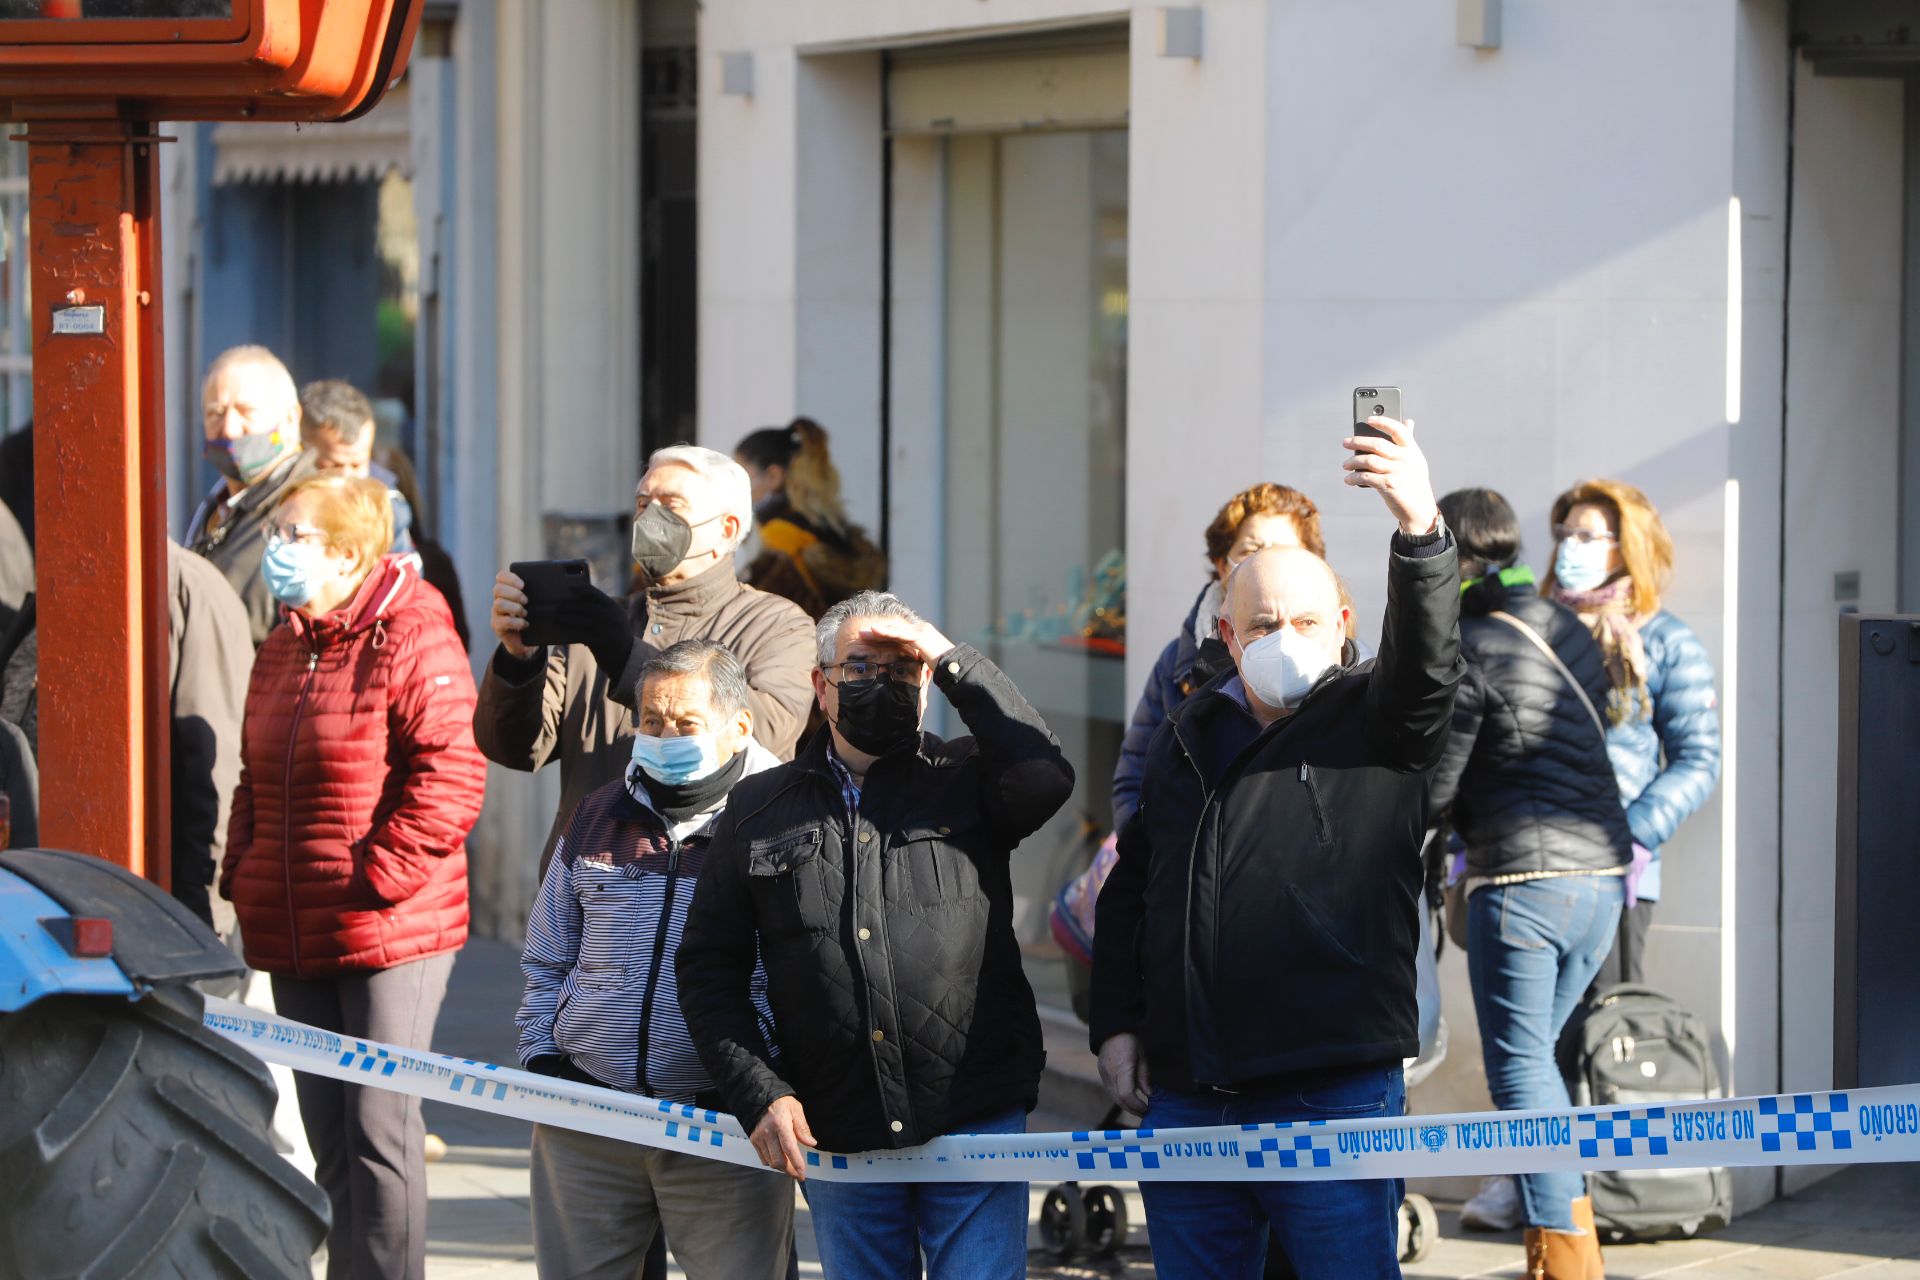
<box><xmin>0</xmin><ymin>984</ymin><xmax>329</xmax><ymax>1280</ymax></box>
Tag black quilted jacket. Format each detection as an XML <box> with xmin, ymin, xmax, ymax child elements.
<box><xmin>1425</xmin><ymin>572</ymin><xmax>1633</xmax><ymax>878</ymax></box>
<box><xmin>677</xmin><ymin>644</ymin><xmax>1074</xmax><ymax>1151</ymax></box>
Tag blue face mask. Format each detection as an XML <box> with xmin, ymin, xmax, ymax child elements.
<box><xmin>1553</xmin><ymin>537</ymin><xmax>1613</xmax><ymax>593</ymax></box>
<box><xmin>261</xmin><ymin>538</ymin><xmax>329</xmax><ymax>607</ymax></box>
<box><xmin>631</xmin><ymin>732</ymin><xmax>724</xmax><ymax>785</ymax></box>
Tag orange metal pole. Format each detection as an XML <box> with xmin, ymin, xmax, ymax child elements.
<box><xmin>25</xmin><ymin>119</ymin><xmax>170</xmax><ymax>881</ymax></box>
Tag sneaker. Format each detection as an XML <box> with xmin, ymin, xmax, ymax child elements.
<box><xmin>1460</xmin><ymin>1175</ymin><xmax>1524</xmax><ymax>1231</ymax></box>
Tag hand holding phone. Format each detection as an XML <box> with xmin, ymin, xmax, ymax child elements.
<box><xmin>1344</xmin><ymin>386</ymin><xmax>1438</xmax><ymax>536</ymax></box>
<box><xmin>506</xmin><ymin>559</ymin><xmax>591</xmax><ymax>650</ymax></box>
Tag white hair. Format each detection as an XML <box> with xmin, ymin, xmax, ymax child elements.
<box><xmin>646</xmin><ymin>444</ymin><xmax>754</xmax><ymax>549</ymax></box>
<box><xmin>202</xmin><ymin>344</ymin><xmax>298</xmax><ymax>405</ymax></box>
<box><xmin>815</xmin><ymin>590</ymin><xmax>925</xmax><ymax>666</ymax></box>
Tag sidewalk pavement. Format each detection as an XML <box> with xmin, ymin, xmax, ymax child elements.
<box><xmin>419</xmin><ymin>938</ymin><xmax>1920</xmax><ymax>1279</ymax></box>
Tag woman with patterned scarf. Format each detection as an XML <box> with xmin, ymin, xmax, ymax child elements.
<box><xmin>1542</xmin><ymin>478</ymin><xmax>1722</xmax><ymax>986</ymax></box>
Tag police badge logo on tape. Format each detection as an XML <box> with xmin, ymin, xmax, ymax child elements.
<box><xmin>1418</xmin><ymin>1124</ymin><xmax>1448</xmax><ymax>1153</ymax></box>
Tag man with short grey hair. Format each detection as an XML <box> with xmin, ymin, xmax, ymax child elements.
<box><xmin>679</xmin><ymin>589</ymin><xmax>1075</xmax><ymax>1280</ymax></box>
<box><xmin>517</xmin><ymin>637</ymin><xmax>794</xmax><ymax>1279</ymax></box>
<box><xmin>299</xmin><ymin>378</ymin><xmax>418</xmax><ymax>554</ymax></box>
<box><xmin>480</xmin><ymin>445</ymin><xmax>816</xmax><ymax>873</ymax></box>
<box><xmin>187</xmin><ymin>345</ymin><xmax>320</xmax><ymax>645</ymax></box>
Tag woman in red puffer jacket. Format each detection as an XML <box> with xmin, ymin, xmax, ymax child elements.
<box><xmin>219</xmin><ymin>473</ymin><xmax>485</xmax><ymax>1280</ymax></box>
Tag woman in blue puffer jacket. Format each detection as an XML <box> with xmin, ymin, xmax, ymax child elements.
<box><xmin>1110</xmin><ymin>482</ymin><xmax>1328</xmax><ymax>833</ymax></box>
<box><xmin>1543</xmin><ymin>477</ymin><xmax>1721</xmax><ymax>986</ymax></box>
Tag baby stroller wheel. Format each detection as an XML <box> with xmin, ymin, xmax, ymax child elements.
<box><xmin>1038</xmin><ymin>1183</ymin><xmax>1087</xmax><ymax>1260</ymax></box>
<box><xmin>1082</xmin><ymin>1185</ymin><xmax>1129</xmax><ymax>1257</ymax></box>
<box><xmin>1399</xmin><ymin>1192</ymin><xmax>1439</xmax><ymax>1263</ymax></box>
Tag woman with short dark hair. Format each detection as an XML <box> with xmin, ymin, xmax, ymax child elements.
<box><xmin>1428</xmin><ymin>486</ymin><xmax>1631</xmax><ymax>1278</ymax></box>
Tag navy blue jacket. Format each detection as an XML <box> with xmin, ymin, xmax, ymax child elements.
<box><xmin>1111</xmin><ymin>586</ymin><xmax>1231</xmax><ymax>833</ymax></box>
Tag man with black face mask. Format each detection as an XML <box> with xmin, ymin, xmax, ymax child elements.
<box><xmin>186</xmin><ymin>345</ymin><xmax>321</xmax><ymax>646</ymax></box>
<box><xmin>480</xmin><ymin>445</ymin><xmax>816</xmax><ymax>877</ymax></box>
<box><xmin>677</xmin><ymin>589</ymin><xmax>1075</xmax><ymax>1280</ymax></box>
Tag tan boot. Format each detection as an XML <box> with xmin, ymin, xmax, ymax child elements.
<box><xmin>1569</xmin><ymin>1197</ymin><xmax>1606</xmax><ymax>1279</ymax></box>
<box><xmin>1523</xmin><ymin>1218</ymin><xmax>1606</xmax><ymax>1280</ymax></box>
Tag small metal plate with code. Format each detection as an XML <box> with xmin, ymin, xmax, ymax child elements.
<box><xmin>51</xmin><ymin>306</ymin><xmax>106</xmax><ymax>336</ymax></box>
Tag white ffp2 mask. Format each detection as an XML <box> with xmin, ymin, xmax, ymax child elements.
<box><xmin>1235</xmin><ymin>627</ymin><xmax>1338</xmax><ymax>709</ymax></box>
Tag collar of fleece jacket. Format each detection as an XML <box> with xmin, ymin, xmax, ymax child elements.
<box><xmin>285</xmin><ymin>554</ymin><xmax>413</xmax><ymax>643</ymax></box>
<box><xmin>643</xmin><ymin>553</ymin><xmax>743</xmax><ymax>620</ymax></box>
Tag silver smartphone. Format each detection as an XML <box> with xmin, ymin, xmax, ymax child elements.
<box><xmin>1353</xmin><ymin>386</ymin><xmax>1402</xmax><ymax>440</ymax></box>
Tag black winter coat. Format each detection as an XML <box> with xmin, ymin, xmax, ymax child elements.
<box><xmin>1091</xmin><ymin>535</ymin><xmax>1464</xmax><ymax>1089</ymax></box>
<box><xmin>1425</xmin><ymin>573</ymin><xmax>1632</xmax><ymax>878</ymax></box>
<box><xmin>678</xmin><ymin>644</ymin><xmax>1074</xmax><ymax>1151</ymax></box>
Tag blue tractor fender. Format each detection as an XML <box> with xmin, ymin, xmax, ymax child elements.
<box><xmin>0</xmin><ymin>847</ymin><xmax>243</xmax><ymax>1013</ymax></box>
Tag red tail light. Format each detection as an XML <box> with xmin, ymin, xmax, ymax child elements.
<box><xmin>40</xmin><ymin>915</ymin><xmax>114</xmax><ymax>958</ymax></box>
<box><xmin>71</xmin><ymin>917</ymin><xmax>114</xmax><ymax>958</ymax></box>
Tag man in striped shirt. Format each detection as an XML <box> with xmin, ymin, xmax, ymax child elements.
<box><xmin>516</xmin><ymin>639</ymin><xmax>792</xmax><ymax>1279</ymax></box>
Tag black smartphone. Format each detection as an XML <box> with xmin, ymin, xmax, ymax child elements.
<box><xmin>1353</xmin><ymin>386</ymin><xmax>1403</xmax><ymax>440</ymax></box>
<box><xmin>509</xmin><ymin>559</ymin><xmax>590</xmax><ymax>648</ymax></box>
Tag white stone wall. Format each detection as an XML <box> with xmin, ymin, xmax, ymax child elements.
<box><xmin>1774</xmin><ymin>60</ymin><xmax>1905</xmax><ymax>1194</ymax></box>
<box><xmin>423</xmin><ymin>3</ymin><xmax>1909</xmax><ymax>1216</ymax></box>
<box><xmin>461</xmin><ymin>0</ymin><xmax>644</xmax><ymax>942</ymax></box>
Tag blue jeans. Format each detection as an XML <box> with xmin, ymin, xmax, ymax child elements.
<box><xmin>1140</xmin><ymin>1067</ymin><xmax>1407</xmax><ymax>1280</ymax></box>
<box><xmin>802</xmin><ymin>1108</ymin><xmax>1028</xmax><ymax>1280</ymax></box>
<box><xmin>1466</xmin><ymin>874</ymin><xmax>1624</xmax><ymax>1231</ymax></box>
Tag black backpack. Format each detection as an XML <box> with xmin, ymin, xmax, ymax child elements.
<box><xmin>1558</xmin><ymin>983</ymin><xmax>1733</xmax><ymax>1242</ymax></box>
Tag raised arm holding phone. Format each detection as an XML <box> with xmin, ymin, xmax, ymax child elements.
<box><xmin>1089</xmin><ymin>410</ymin><xmax>1463</xmax><ymax>1280</ymax></box>
<box><xmin>474</xmin><ymin>446</ymin><xmax>817</xmax><ymax>875</ymax></box>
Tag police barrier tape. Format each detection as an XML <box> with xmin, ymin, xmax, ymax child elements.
<box><xmin>205</xmin><ymin>997</ymin><xmax>1920</xmax><ymax>1184</ymax></box>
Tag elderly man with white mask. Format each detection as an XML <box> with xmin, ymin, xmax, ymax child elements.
<box><xmin>1090</xmin><ymin>417</ymin><xmax>1464</xmax><ymax>1280</ymax></box>
<box><xmin>187</xmin><ymin>344</ymin><xmax>322</xmax><ymax>646</ymax></box>
<box><xmin>480</xmin><ymin>445</ymin><xmax>816</xmax><ymax>875</ymax></box>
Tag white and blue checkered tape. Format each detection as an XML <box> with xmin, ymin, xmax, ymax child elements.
<box><xmin>204</xmin><ymin>998</ymin><xmax>1920</xmax><ymax>1184</ymax></box>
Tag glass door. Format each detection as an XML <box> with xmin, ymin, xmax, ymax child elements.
<box><xmin>938</xmin><ymin>128</ymin><xmax>1129</xmax><ymax>1013</ymax></box>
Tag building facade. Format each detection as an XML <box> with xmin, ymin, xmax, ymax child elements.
<box><xmin>48</xmin><ymin>0</ymin><xmax>1902</xmax><ymax>1215</ymax></box>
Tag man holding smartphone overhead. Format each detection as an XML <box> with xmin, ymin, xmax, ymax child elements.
<box><xmin>478</xmin><ymin>445</ymin><xmax>817</xmax><ymax>875</ymax></box>
<box><xmin>1090</xmin><ymin>411</ymin><xmax>1464</xmax><ymax>1280</ymax></box>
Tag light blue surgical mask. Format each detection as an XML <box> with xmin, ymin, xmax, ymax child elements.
<box><xmin>1553</xmin><ymin>537</ymin><xmax>1613</xmax><ymax>593</ymax></box>
<box><xmin>261</xmin><ymin>537</ymin><xmax>328</xmax><ymax>607</ymax></box>
<box><xmin>631</xmin><ymin>732</ymin><xmax>724</xmax><ymax>785</ymax></box>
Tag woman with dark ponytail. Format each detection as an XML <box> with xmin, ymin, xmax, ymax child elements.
<box><xmin>733</xmin><ymin>417</ymin><xmax>887</xmax><ymax>618</ymax></box>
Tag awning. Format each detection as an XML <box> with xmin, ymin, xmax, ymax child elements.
<box><xmin>886</xmin><ymin>27</ymin><xmax>1129</xmax><ymax>136</ymax></box>
<box><xmin>211</xmin><ymin>82</ymin><xmax>411</xmax><ymax>185</ymax></box>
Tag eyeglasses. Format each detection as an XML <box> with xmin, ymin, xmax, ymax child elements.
<box><xmin>266</xmin><ymin>522</ymin><xmax>328</xmax><ymax>550</ymax></box>
<box><xmin>635</xmin><ymin>493</ymin><xmax>725</xmax><ymax>528</ymax></box>
<box><xmin>1226</xmin><ymin>538</ymin><xmax>1294</xmax><ymax>567</ymax></box>
<box><xmin>1553</xmin><ymin>525</ymin><xmax>1618</xmax><ymax>547</ymax></box>
<box><xmin>824</xmin><ymin>659</ymin><xmax>928</xmax><ymax>687</ymax></box>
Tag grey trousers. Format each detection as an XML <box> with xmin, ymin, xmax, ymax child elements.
<box><xmin>529</xmin><ymin>1122</ymin><xmax>795</xmax><ymax>1280</ymax></box>
<box><xmin>271</xmin><ymin>950</ymin><xmax>455</xmax><ymax>1280</ymax></box>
